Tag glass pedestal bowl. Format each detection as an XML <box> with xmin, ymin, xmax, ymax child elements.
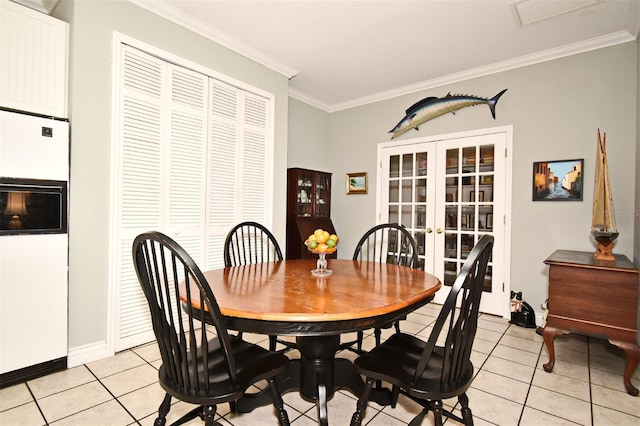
<box><xmin>306</xmin><ymin>247</ymin><xmax>337</xmax><ymax>276</ymax></box>
<box><xmin>310</xmin><ymin>252</ymin><xmax>332</xmax><ymax>276</ymax></box>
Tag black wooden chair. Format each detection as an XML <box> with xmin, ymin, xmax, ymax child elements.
<box><xmin>133</xmin><ymin>231</ymin><xmax>290</xmax><ymax>426</ymax></box>
<box><xmin>224</xmin><ymin>221</ymin><xmax>290</xmax><ymax>352</ymax></box>
<box><xmin>349</xmin><ymin>223</ymin><xmax>419</xmax><ymax>352</ymax></box>
<box><xmin>349</xmin><ymin>234</ymin><xmax>494</xmax><ymax>426</ymax></box>
<box><xmin>224</xmin><ymin>221</ymin><xmax>283</xmax><ymax>267</ymax></box>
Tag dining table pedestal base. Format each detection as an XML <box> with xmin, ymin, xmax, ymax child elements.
<box><xmin>235</xmin><ymin>334</ymin><xmax>392</xmax><ymax>425</ymax></box>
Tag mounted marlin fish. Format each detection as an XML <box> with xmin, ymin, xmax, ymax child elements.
<box><xmin>389</xmin><ymin>89</ymin><xmax>508</xmax><ymax>139</ymax></box>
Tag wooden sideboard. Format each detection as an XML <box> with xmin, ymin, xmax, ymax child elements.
<box><xmin>542</xmin><ymin>250</ymin><xmax>639</xmax><ymax>396</ymax></box>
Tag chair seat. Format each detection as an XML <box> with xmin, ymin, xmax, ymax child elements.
<box><xmin>159</xmin><ymin>335</ymin><xmax>289</xmax><ymax>405</ymax></box>
<box><xmin>354</xmin><ymin>333</ymin><xmax>474</xmax><ymax>400</ymax></box>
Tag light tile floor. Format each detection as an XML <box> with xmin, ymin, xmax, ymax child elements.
<box><xmin>1</xmin><ymin>304</ymin><xmax>639</xmax><ymax>425</ymax></box>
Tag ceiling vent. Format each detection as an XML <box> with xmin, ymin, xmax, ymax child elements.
<box><xmin>510</xmin><ymin>0</ymin><xmax>601</xmax><ymax>27</ymax></box>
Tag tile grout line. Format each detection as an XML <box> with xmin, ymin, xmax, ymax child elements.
<box><xmin>87</xmin><ymin>353</ymin><xmax>142</xmax><ymax>426</ymax></box>
<box><xmin>24</xmin><ymin>381</ymin><xmax>49</xmax><ymax>426</ymax></box>
<box><xmin>465</xmin><ymin>319</ymin><xmax>512</xmax><ymax>425</ymax></box>
<box><xmin>516</xmin><ymin>332</ymin><xmax>545</xmax><ymax>425</ymax></box>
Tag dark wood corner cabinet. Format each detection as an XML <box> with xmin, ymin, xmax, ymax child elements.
<box><xmin>286</xmin><ymin>168</ymin><xmax>337</xmax><ymax>259</ymax></box>
<box><xmin>542</xmin><ymin>250</ymin><xmax>639</xmax><ymax>396</ymax></box>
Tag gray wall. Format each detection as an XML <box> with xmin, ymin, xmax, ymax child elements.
<box><xmin>288</xmin><ymin>98</ymin><xmax>331</xmax><ymax>171</ymax></box>
<box><xmin>290</xmin><ymin>42</ymin><xmax>639</xmax><ymax>317</ymax></box>
<box><xmin>55</xmin><ymin>0</ymin><xmax>289</xmax><ymax>350</ymax></box>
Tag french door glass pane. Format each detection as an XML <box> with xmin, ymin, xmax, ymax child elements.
<box><xmin>401</xmin><ymin>179</ymin><xmax>412</xmax><ymax>202</ymax></box>
<box><xmin>444</xmin><ymin>260</ymin><xmax>458</xmax><ymax>286</ymax></box>
<box><xmin>389</xmin><ymin>180</ymin><xmax>399</xmax><ymax>203</ymax></box>
<box><xmin>416</xmin><ymin>178</ymin><xmax>427</xmax><ymax>202</ymax></box>
<box><xmin>401</xmin><ymin>205</ymin><xmax>411</xmax><ymax>227</ymax></box>
<box><xmin>389</xmin><ymin>206</ymin><xmax>398</xmax><ymax>224</ymax></box>
<box><xmin>446</xmin><ymin>149</ymin><xmax>458</xmax><ymax>171</ymax></box>
<box><xmin>480</xmin><ymin>145</ymin><xmax>495</xmax><ymax>171</ymax></box>
<box><xmin>416</xmin><ymin>152</ymin><xmax>428</xmax><ymax>175</ymax></box>
<box><xmin>462</xmin><ymin>147</ymin><xmax>476</xmax><ymax>173</ymax></box>
<box><xmin>390</xmin><ymin>155</ymin><xmax>400</xmax><ymax>178</ymax></box>
<box><xmin>416</xmin><ymin>205</ymin><xmax>426</xmax><ymax>227</ymax></box>
<box><xmin>484</xmin><ymin>265</ymin><xmax>493</xmax><ymax>292</ymax></box>
<box><xmin>402</xmin><ymin>154</ymin><xmax>413</xmax><ymax>177</ymax></box>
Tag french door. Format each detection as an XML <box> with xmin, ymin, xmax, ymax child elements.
<box><xmin>378</xmin><ymin>127</ymin><xmax>511</xmax><ymax>316</ymax></box>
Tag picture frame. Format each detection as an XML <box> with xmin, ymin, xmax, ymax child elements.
<box><xmin>346</xmin><ymin>172</ymin><xmax>368</xmax><ymax>194</ymax></box>
<box><xmin>480</xmin><ymin>175</ymin><xmax>493</xmax><ymax>185</ymax></box>
<box><xmin>469</xmin><ymin>190</ymin><xmax>484</xmax><ymax>202</ymax></box>
<box><xmin>532</xmin><ymin>159</ymin><xmax>584</xmax><ymax>201</ymax></box>
<box><xmin>485</xmin><ymin>213</ymin><xmax>493</xmax><ymax>230</ymax></box>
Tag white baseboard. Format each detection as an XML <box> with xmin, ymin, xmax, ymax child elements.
<box><xmin>67</xmin><ymin>340</ymin><xmax>113</xmax><ymax>367</ymax></box>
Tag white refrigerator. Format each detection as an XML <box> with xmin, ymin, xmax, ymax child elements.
<box><xmin>0</xmin><ymin>109</ymin><xmax>69</xmax><ymax>381</ymax></box>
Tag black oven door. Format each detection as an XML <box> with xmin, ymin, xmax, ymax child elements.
<box><xmin>0</xmin><ymin>178</ymin><xmax>68</xmax><ymax>235</ymax></box>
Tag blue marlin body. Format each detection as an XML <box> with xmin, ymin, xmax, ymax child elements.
<box><xmin>389</xmin><ymin>89</ymin><xmax>508</xmax><ymax>139</ymax></box>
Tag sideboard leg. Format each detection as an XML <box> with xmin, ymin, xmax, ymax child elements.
<box><xmin>542</xmin><ymin>326</ymin><xmax>569</xmax><ymax>373</ymax></box>
<box><xmin>609</xmin><ymin>339</ymin><xmax>640</xmax><ymax>396</ymax></box>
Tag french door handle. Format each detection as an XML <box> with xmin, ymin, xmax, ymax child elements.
<box><xmin>436</xmin><ymin>228</ymin><xmax>444</xmax><ymax>234</ymax></box>
<box><xmin>426</xmin><ymin>228</ymin><xmax>433</xmax><ymax>233</ymax></box>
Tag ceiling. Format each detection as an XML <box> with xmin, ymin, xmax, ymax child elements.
<box><xmin>130</xmin><ymin>0</ymin><xmax>639</xmax><ymax>112</ymax></box>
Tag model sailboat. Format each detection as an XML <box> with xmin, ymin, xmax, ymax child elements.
<box><xmin>591</xmin><ymin>129</ymin><xmax>618</xmax><ymax>261</ymax></box>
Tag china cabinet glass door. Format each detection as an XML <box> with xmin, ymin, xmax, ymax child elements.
<box><xmin>295</xmin><ymin>170</ymin><xmax>314</xmax><ymax>217</ymax></box>
<box><xmin>378</xmin><ymin>128</ymin><xmax>509</xmax><ymax>316</ymax></box>
<box><xmin>293</xmin><ymin>170</ymin><xmax>331</xmax><ymax>218</ymax></box>
<box><xmin>315</xmin><ymin>173</ymin><xmax>331</xmax><ymax>218</ymax></box>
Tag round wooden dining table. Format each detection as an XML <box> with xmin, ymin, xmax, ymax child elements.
<box><xmin>187</xmin><ymin>258</ymin><xmax>441</xmax><ymax>425</ymax></box>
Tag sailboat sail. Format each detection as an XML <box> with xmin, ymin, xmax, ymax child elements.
<box><xmin>591</xmin><ymin>129</ymin><xmax>617</xmax><ymax>233</ymax></box>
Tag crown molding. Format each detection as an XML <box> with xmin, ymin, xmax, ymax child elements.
<box><xmin>288</xmin><ymin>88</ymin><xmax>332</xmax><ymax>112</ymax></box>
<box><xmin>321</xmin><ymin>30</ymin><xmax>636</xmax><ymax>113</ymax></box>
<box><xmin>128</xmin><ymin>0</ymin><xmax>298</xmax><ymax>79</ymax></box>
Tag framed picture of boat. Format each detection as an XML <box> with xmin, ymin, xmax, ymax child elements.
<box><xmin>532</xmin><ymin>159</ymin><xmax>584</xmax><ymax>201</ymax></box>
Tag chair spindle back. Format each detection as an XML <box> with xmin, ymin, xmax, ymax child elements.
<box><xmin>413</xmin><ymin>234</ymin><xmax>494</xmax><ymax>392</ymax></box>
<box><xmin>133</xmin><ymin>232</ymin><xmax>237</xmax><ymax>395</ymax></box>
<box><xmin>352</xmin><ymin>223</ymin><xmax>418</xmax><ymax>268</ymax></box>
<box><xmin>224</xmin><ymin>221</ymin><xmax>283</xmax><ymax>267</ymax></box>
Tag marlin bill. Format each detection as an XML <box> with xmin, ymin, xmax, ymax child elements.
<box><xmin>389</xmin><ymin>89</ymin><xmax>508</xmax><ymax>139</ymax></box>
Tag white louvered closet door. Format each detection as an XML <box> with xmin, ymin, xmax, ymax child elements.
<box><xmin>114</xmin><ymin>45</ymin><xmax>207</xmax><ymax>351</ymax></box>
<box><xmin>113</xmin><ymin>43</ymin><xmax>273</xmax><ymax>351</ymax></box>
<box><xmin>167</xmin><ymin>66</ymin><xmax>208</xmax><ymax>262</ymax></box>
<box><xmin>204</xmin><ymin>84</ymin><xmax>271</xmax><ymax>270</ymax></box>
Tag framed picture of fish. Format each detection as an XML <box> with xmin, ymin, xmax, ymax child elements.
<box><xmin>346</xmin><ymin>172</ymin><xmax>368</xmax><ymax>194</ymax></box>
<box><xmin>532</xmin><ymin>159</ymin><xmax>584</xmax><ymax>201</ymax></box>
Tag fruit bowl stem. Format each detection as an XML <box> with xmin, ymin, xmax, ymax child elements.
<box><xmin>311</xmin><ymin>253</ymin><xmax>332</xmax><ymax>276</ymax></box>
